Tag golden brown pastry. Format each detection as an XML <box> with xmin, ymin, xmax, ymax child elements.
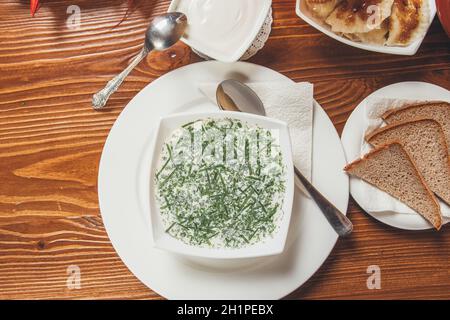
<box><xmin>386</xmin><ymin>0</ymin><xmax>429</xmax><ymax>46</ymax></box>
<box><xmin>344</xmin><ymin>20</ymin><xmax>389</xmax><ymax>44</ymax></box>
<box><xmin>326</xmin><ymin>0</ymin><xmax>394</xmax><ymax>34</ymax></box>
<box><xmin>305</xmin><ymin>0</ymin><xmax>342</xmax><ymax>19</ymax></box>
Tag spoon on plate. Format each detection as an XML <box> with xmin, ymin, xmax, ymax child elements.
<box><xmin>216</xmin><ymin>79</ymin><xmax>353</xmax><ymax>237</ymax></box>
<box><xmin>92</xmin><ymin>12</ymin><xmax>188</xmax><ymax>110</ymax></box>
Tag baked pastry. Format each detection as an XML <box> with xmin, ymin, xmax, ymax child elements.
<box><xmin>386</xmin><ymin>0</ymin><xmax>429</xmax><ymax>46</ymax></box>
<box><xmin>305</xmin><ymin>0</ymin><xmax>342</xmax><ymax>19</ymax></box>
<box><xmin>325</xmin><ymin>0</ymin><xmax>394</xmax><ymax>34</ymax></box>
<box><xmin>306</xmin><ymin>0</ymin><xmax>430</xmax><ymax>46</ymax></box>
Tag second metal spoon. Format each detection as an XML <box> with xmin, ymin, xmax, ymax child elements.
<box><xmin>92</xmin><ymin>12</ymin><xmax>188</xmax><ymax>110</ymax></box>
<box><xmin>216</xmin><ymin>79</ymin><xmax>353</xmax><ymax>237</ymax></box>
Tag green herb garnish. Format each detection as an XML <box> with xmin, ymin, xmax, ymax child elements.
<box><xmin>155</xmin><ymin>118</ymin><xmax>286</xmax><ymax>248</ymax></box>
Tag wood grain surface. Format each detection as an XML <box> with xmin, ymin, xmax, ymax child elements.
<box><xmin>0</xmin><ymin>0</ymin><xmax>449</xmax><ymax>300</ymax></box>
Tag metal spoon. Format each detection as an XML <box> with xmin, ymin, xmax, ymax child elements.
<box><xmin>92</xmin><ymin>12</ymin><xmax>188</xmax><ymax>110</ymax></box>
<box><xmin>216</xmin><ymin>79</ymin><xmax>353</xmax><ymax>237</ymax></box>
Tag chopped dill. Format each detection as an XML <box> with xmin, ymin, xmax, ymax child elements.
<box><xmin>155</xmin><ymin>118</ymin><xmax>286</xmax><ymax>249</ymax></box>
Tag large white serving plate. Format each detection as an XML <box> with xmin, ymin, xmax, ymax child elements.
<box><xmin>341</xmin><ymin>81</ymin><xmax>450</xmax><ymax>230</ymax></box>
<box><xmin>98</xmin><ymin>61</ymin><xmax>349</xmax><ymax>299</ymax></box>
<box><xmin>296</xmin><ymin>0</ymin><xmax>436</xmax><ymax>56</ymax></box>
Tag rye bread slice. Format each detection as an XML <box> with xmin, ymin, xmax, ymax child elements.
<box><xmin>382</xmin><ymin>101</ymin><xmax>450</xmax><ymax>154</ymax></box>
<box><xmin>366</xmin><ymin>118</ymin><xmax>450</xmax><ymax>206</ymax></box>
<box><xmin>344</xmin><ymin>142</ymin><xmax>442</xmax><ymax>230</ymax></box>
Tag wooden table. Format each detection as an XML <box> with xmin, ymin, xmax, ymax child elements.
<box><xmin>0</xmin><ymin>0</ymin><xmax>449</xmax><ymax>300</ymax></box>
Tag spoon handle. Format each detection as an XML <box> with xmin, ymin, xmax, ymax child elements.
<box><xmin>294</xmin><ymin>166</ymin><xmax>353</xmax><ymax>237</ymax></box>
<box><xmin>92</xmin><ymin>47</ymin><xmax>150</xmax><ymax>110</ymax></box>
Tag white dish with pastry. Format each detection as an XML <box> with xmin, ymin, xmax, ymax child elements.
<box><xmin>341</xmin><ymin>82</ymin><xmax>450</xmax><ymax>230</ymax></box>
<box><xmin>296</xmin><ymin>0</ymin><xmax>436</xmax><ymax>55</ymax></box>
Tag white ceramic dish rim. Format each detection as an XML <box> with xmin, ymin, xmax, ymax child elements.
<box><xmin>295</xmin><ymin>0</ymin><xmax>437</xmax><ymax>56</ymax></box>
<box><xmin>341</xmin><ymin>81</ymin><xmax>450</xmax><ymax>230</ymax></box>
<box><xmin>98</xmin><ymin>61</ymin><xmax>349</xmax><ymax>299</ymax></box>
<box><xmin>168</xmin><ymin>0</ymin><xmax>272</xmax><ymax>62</ymax></box>
<box><xmin>148</xmin><ymin>111</ymin><xmax>295</xmax><ymax>259</ymax></box>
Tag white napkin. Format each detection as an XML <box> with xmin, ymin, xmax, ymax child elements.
<box><xmin>199</xmin><ymin>81</ymin><xmax>314</xmax><ymax>182</ymax></box>
<box><xmin>361</xmin><ymin>97</ymin><xmax>450</xmax><ymax>220</ymax></box>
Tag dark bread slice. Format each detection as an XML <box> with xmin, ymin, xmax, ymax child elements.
<box><xmin>366</xmin><ymin>118</ymin><xmax>450</xmax><ymax>206</ymax></box>
<box><xmin>382</xmin><ymin>101</ymin><xmax>450</xmax><ymax>154</ymax></box>
<box><xmin>344</xmin><ymin>142</ymin><xmax>442</xmax><ymax>230</ymax></box>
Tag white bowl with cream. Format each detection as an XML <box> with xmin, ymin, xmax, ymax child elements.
<box><xmin>168</xmin><ymin>0</ymin><xmax>272</xmax><ymax>62</ymax></box>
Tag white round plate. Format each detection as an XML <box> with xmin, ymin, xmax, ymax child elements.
<box><xmin>341</xmin><ymin>81</ymin><xmax>450</xmax><ymax>231</ymax></box>
<box><xmin>98</xmin><ymin>61</ymin><xmax>349</xmax><ymax>299</ymax></box>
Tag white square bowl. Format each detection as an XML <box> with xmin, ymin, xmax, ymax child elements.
<box><xmin>168</xmin><ymin>0</ymin><xmax>272</xmax><ymax>62</ymax></box>
<box><xmin>296</xmin><ymin>0</ymin><xmax>436</xmax><ymax>55</ymax></box>
<box><xmin>148</xmin><ymin>111</ymin><xmax>295</xmax><ymax>259</ymax></box>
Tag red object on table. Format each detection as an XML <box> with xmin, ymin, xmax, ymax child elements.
<box><xmin>436</xmin><ymin>0</ymin><xmax>450</xmax><ymax>37</ymax></box>
<box><xmin>30</xmin><ymin>0</ymin><xmax>39</xmax><ymax>17</ymax></box>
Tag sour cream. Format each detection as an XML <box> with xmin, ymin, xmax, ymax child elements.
<box><xmin>168</xmin><ymin>0</ymin><xmax>272</xmax><ymax>62</ymax></box>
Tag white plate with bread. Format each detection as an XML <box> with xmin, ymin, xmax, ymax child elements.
<box><xmin>296</xmin><ymin>0</ymin><xmax>436</xmax><ymax>55</ymax></box>
<box><xmin>342</xmin><ymin>82</ymin><xmax>450</xmax><ymax>230</ymax></box>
